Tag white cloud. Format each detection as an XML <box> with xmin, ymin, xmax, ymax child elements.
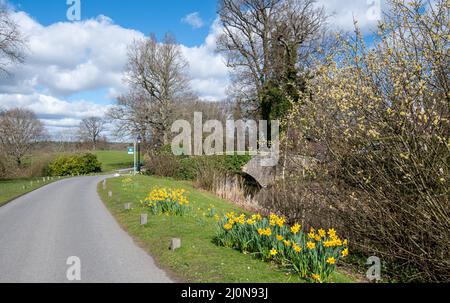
<box><xmin>317</xmin><ymin>0</ymin><xmax>384</xmax><ymax>33</ymax></box>
<box><xmin>4</xmin><ymin>12</ymin><xmax>144</xmax><ymax>96</ymax></box>
<box><xmin>181</xmin><ymin>12</ymin><xmax>204</xmax><ymax>29</ymax></box>
<box><xmin>0</xmin><ymin>93</ymin><xmax>112</xmax><ymax>120</ymax></box>
<box><xmin>0</xmin><ymin>11</ymin><xmax>230</xmax><ymax>133</ymax></box>
<box><xmin>1</xmin><ymin>1</ymin><xmax>386</xmax><ymax>135</ymax></box>
<box><xmin>181</xmin><ymin>19</ymin><xmax>230</xmax><ymax>101</ymax></box>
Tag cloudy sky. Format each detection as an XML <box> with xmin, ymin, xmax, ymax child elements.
<box><xmin>0</xmin><ymin>0</ymin><xmax>383</xmax><ymax>137</ymax></box>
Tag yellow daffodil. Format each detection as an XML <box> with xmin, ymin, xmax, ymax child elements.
<box><xmin>226</xmin><ymin>212</ymin><xmax>235</xmax><ymax>219</ymax></box>
<box><xmin>307</xmin><ymin>242</ymin><xmax>316</xmax><ymax>250</ymax></box>
<box><xmin>276</xmin><ymin>235</ymin><xmax>284</xmax><ymax>241</ymax></box>
<box><xmin>270</xmin><ymin>249</ymin><xmax>278</xmax><ymax>256</ymax></box>
<box><xmin>252</xmin><ymin>214</ymin><xmax>262</xmax><ymax>221</ymax></box>
<box><xmin>224</xmin><ymin>223</ymin><xmax>233</xmax><ymax>231</ymax></box>
<box><xmin>291</xmin><ymin>223</ymin><xmax>301</xmax><ymax>234</ymax></box>
<box><xmin>326</xmin><ymin>257</ymin><xmax>336</xmax><ymax>265</ymax></box>
<box><xmin>342</xmin><ymin>248</ymin><xmax>349</xmax><ymax>257</ymax></box>
<box><xmin>327</xmin><ymin>228</ymin><xmax>337</xmax><ymax>238</ymax></box>
<box><xmin>276</xmin><ymin>218</ymin><xmax>286</xmax><ymax>227</ymax></box>
<box><xmin>318</xmin><ymin>229</ymin><xmax>326</xmax><ymax>238</ymax></box>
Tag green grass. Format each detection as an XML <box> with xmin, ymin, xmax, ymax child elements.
<box><xmin>99</xmin><ymin>175</ymin><xmax>355</xmax><ymax>283</ymax></box>
<box><xmin>0</xmin><ymin>177</ymin><xmax>62</xmax><ymax>207</ymax></box>
<box><xmin>93</xmin><ymin>150</ymin><xmax>135</xmax><ymax>172</ymax></box>
<box><xmin>25</xmin><ymin>150</ymin><xmax>134</xmax><ymax>173</ymax></box>
<box><xmin>0</xmin><ymin>149</ymin><xmax>132</xmax><ymax>206</ymax></box>
<box><xmin>0</xmin><ymin>149</ymin><xmax>133</xmax><ymax>207</ymax></box>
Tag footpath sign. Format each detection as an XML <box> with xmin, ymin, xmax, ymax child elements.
<box><xmin>128</xmin><ymin>147</ymin><xmax>134</xmax><ymax>155</ymax></box>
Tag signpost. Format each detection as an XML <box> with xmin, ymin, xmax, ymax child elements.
<box><xmin>136</xmin><ymin>135</ymin><xmax>142</xmax><ymax>173</ymax></box>
<box><xmin>130</xmin><ymin>135</ymin><xmax>142</xmax><ymax>174</ymax></box>
<box><xmin>128</xmin><ymin>146</ymin><xmax>136</xmax><ymax>174</ymax></box>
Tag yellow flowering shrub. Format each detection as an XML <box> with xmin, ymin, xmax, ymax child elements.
<box><xmin>275</xmin><ymin>0</ymin><xmax>449</xmax><ymax>282</ymax></box>
<box><xmin>142</xmin><ymin>187</ymin><xmax>190</xmax><ymax>216</ymax></box>
<box><xmin>215</xmin><ymin>213</ymin><xmax>349</xmax><ymax>282</ymax></box>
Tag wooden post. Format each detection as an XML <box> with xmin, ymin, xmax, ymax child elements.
<box><xmin>140</xmin><ymin>214</ymin><xmax>148</xmax><ymax>225</ymax></box>
<box><xmin>124</xmin><ymin>203</ymin><xmax>131</xmax><ymax>210</ymax></box>
<box><xmin>170</xmin><ymin>238</ymin><xmax>182</xmax><ymax>251</ymax></box>
<box><xmin>108</xmin><ymin>191</ymin><xmax>112</xmax><ymax>198</ymax></box>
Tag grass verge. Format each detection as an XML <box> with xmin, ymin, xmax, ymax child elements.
<box><xmin>0</xmin><ymin>150</ymin><xmax>131</xmax><ymax>207</ymax></box>
<box><xmin>0</xmin><ymin>177</ymin><xmax>62</xmax><ymax>207</ymax></box>
<box><xmin>98</xmin><ymin>175</ymin><xmax>355</xmax><ymax>283</ymax></box>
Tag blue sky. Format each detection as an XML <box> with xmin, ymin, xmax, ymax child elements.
<box><xmin>0</xmin><ymin>0</ymin><xmax>383</xmax><ymax>138</ymax></box>
<box><xmin>9</xmin><ymin>0</ymin><xmax>218</xmax><ymax>47</ymax></box>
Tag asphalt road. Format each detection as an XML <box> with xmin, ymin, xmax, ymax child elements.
<box><xmin>0</xmin><ymin>176</ymin><xmax>172</xmax><ymax>283</ymax></box>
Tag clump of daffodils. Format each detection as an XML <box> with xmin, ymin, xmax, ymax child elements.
<box><xmin>121</xmin><ymin>177</ymin><xmax>135</xmax><ymax>191</ymax></box>
<box><xmin>215</xmin><ymin>213</ymin><xmax>349</xmax><ymax>282</ymax></box>
<box><xmin>142</xmin><ymin>187</ymin><xmax>190</xmax><ymax>216</ymax></box>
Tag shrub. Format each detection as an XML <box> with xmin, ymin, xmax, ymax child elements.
<box><xmin>144</xmin><ymin>149</ymin><xmax>183</xmax><ymax>179</ymax></box>
<box><xmin>0</xmin><ymin>154</ymin><xmax>9</xmax><ymax>179</ymax></box>
<box><xmin>141</xmin><ymin>187</ymin><xmax>190</xmax><ymax>216</ymax></box>
<box><xmin>215</xmin><ymin>212</ymin><xmax>348</xmax><ymax>282</ymax></box>
<box><xmin>48</xmin><ymin>153</ymin><xmax>102</xmax><ymax>176</ymax></box>
<box><xmin>144</xmin><ymin>145</ymin><xmax>251</xmax><ymax>182</ymax></box>
<box><xmin>282</xmin><ymin>0</ymin><xmax>450</xmax><ymax>282</ymax></box>
<box><xmin>256</xmin><ymin>176</ymin><xmax>340</xmax><ymax>228</ymax></box>
<box><xmin>27</xmin><ymin>153</ymin><xmax>56</xmax><ymax>177</ymax></box>
<box><xmin>0</xmin><ymin>153</ymin><xmax>56</xmax><ymax>179</ymax></box>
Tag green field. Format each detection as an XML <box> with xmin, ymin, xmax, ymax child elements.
<box><xmin>93</xmin><ymin>150</ymin><xmax>135</xmax><ymax>172</ymax></box>
<box><xmin>0</xmin><ymin>177</ymin><xmax>60</xmax><ymax>207</ymax></box>
<box><xmin>99</xmin><ymin>175</ymin><xmax>355</xmax><ymax>283</ymax></box>
<box><xmin>0</xmin><ymin>150</ymin><xmax>133</xmax><ymax>207</ymax></box>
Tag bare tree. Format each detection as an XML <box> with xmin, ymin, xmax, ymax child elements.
<box><xmin>217</xmin><ymin>0</ymin><xmax>326</xmax><ymax>120</ymax></box>
<box><xmin>0</xmin><ymin>4</ymin><xmax>25</xmax><ymax>74</ymax></box>
<box><xmin>0</xmin><ymin>108</ymin><xmax>45</xmax><ymax>166</ymax></box>
<box><xmin>107</xmin><ymin>90</ymin><xmax>155</xmax><ymax>145</ymax></box>
<box><xmin>53</xmin><ymin>128</ymin><xmax>80</xmax><ymax>153</ymax></box>
<box><xmin>79</xmin><ymin>117</ymin><xmax>106</xmax><ymax>150</ymax></box>
<box><xmin>124</xmin><ymin>33</ymin><xmax>193</xmax><ymax>145</ymax></box>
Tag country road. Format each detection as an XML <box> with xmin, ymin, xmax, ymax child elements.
<box><xmin>0</xmin><ymin>176</ymin><xmax>172</xmax><ymax>283</ymax></box>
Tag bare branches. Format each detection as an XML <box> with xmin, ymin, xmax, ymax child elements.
<box><xmin>217</xmin><ymin>0</ymin><xmax>327</xmax><ymax>119</ymax></box>
<box><xmin>122</xmin><ymin>33</ymin><xmax>193</xmax><ymax>145</ymax></box>
<box><xmin>78</xmin><ymin>117</ymin><xmax>106</xmax><ymax>150</ymax></box>
<box><xmin>0</xmin><ymin>108</ymin><xmax>45</xmax><ymax>166</ymax></box>
<box><xmin>0</xmin><ymin>4</ymin><xmax>26</xmax><ymax>74</ymax></box>
<box><xmin>284</xmin><ymin>0</ymin><xmax>450</xmax><ymax>282</ymax></box>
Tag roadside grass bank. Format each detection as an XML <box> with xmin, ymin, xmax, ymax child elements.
<box><xmin>98</xmin><ymin>175</ymin><xmax>355</xmax><ymax>283</ymax></box>
<box><xmin>0</xmin><ymin>176</ymin><xmax>63</xmax><ymax>207</ymax></box>
<box><xmin>0</xmin><ymin>150</ymin><xmax>133</xmax><ymax>207</ymax></box>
